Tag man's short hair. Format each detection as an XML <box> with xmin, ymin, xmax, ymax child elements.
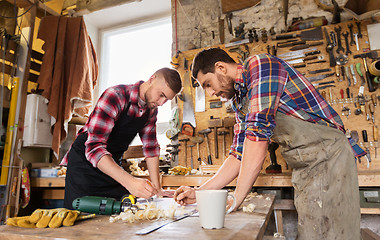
<box><xmin>155</xmin><ymin>67</ymin><xmax>182</xmax><ymax>94</ymax></box>
<box><xmin>191</xmin><ymin>48</ymin><xmax>236</xmax><ymax>80</ymax></box>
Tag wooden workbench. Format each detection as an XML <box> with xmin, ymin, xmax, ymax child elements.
<box><xmin>31</xmin><ymin>170</ymin><xmax>380</xmax><ymax>189</ymax></box>
<box><xmin>0</xmin><ymin>195</ymin><xmax>275</xmax><ymax>240</ymax></box>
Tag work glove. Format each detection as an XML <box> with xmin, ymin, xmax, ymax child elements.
<box><xmin>6</xmin><ymin>208</ymin><xmax>81</xmax><ymax>228</ymax></box>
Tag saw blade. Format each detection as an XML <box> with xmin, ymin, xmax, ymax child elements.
<box><xmin>182</xmin><ymin>71</ymin><xmax>196</xmax><ymax>127</ymax></box>
<box><xmin>136</xmin><ymin>209</ymin><xmax>198</xmax><ymax>235</ymax></box>
<box><xmin>287</xmin><ymin>56</ymin><xmax>324</xmax><ymax>65</ymax></box>
<box><xmin>278</xmin><ymin>47</ymin><xmax>317</xmax><ymax>59</ymax></box>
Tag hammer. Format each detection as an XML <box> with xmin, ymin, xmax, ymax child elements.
<box><xmin>189</xmin><ymin>145</ymin><xmax>195</xmax><ymax>169</ymax></box>
<box><xmin>223</xmin><ymin>116</ymin><xmax>236</xmax><ymax>144</ymax></box>
<box><xmin>217</xmin><ymin>130</ymin><xmax>229</xmax><ymax>159</ymax></box>
<box><xmin>192</xmin><ymin>136</ymin><xmax>204</xmax><ymax>166</ymax></box>
<box><xmin>198</xmin><ymin>128</ymin><xmax>212</xmax><ymax>164</ymax></box>
<box><xmin>209</xmin><ymin>117</ymin><xmax>223</xmax><ymax>158</ymax></box>
<box><xmin>179</xmin><ymin>138</ymin><xmax>190</xmax><ymax>167</ymax></box>
<box><xmin>354</xmin><ymin>51</ymin><xmax>378</xmax><ymax>92</ymax></box>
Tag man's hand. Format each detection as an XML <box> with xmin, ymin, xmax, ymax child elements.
<box><xmin>173</xmin><ymin>186</ymin><xmax>196</xmax><ymax>205</ymax></box>
<box><xmin>157</xmin><ymin>189</ymin><xmax>175</xmax><ymax>198</ymax></box>
<box><xmin>128</xmin><ymin>178</ymin><xmax>158</xmax><ymax>199</ymax></box>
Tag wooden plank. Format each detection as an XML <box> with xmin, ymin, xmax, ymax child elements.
<box><xmin>274</xmin><ymin>199</ymin><xmax>295</xmax><ymax>211</ymax></box>
<box><xmin>0</xmin><ymin>49</ymin><xmax>15</xmax><ymax>63</ymax></box>
<box><xmin>221</xmin><ymin>0</ymin><xmax>261</xmax><ymax>13</ymax></box>
<box><xmin>31</xmin><ymin>177</ymin><xmax>66</xmax><ymax>187</ymax></box>
<box><xmin>5</xmin><ymin>0</ymin><xmax>60</xmax><ymax>17</ymax></box>
<box><xmin>0</xmin><ymin>195</ymin><xmax>275</xmax><ymax>240</ymax></box>
<box><xmin>28</xmin><ymin>72</ymin><xmax>39</xmax><ymax>82</ymax></box>
<box><xmin>41</xmin><ymin>189</ymin><xmax>65</xmax><ymax>199</ymax></box>
<box><xmin>29</xmin><ymin>60</ymin><xmax>41</xmax><ymax>72</ymax></box>
<box><xmin>76</xmin><ymin>0</ymin><xmax>136</xmax><ymax>12</ymax></box>
<box><xmin>361</xmin><ymin>228</ymin><xmax>380</xmax><ymax>240</ymax></box>
<box><xmin>361</xmin><ymin>208</ymin><xmax>380</xmax><ymax>214</ymax></box>
<box><xmin>0</xmin><ymin>61</ymin><xmax>13</xmax><ymax>75</ymax></box>
<box><xmin>31</xmin><ymin>50</ymin><xmax>43</xmax><ymax>62</ymax></box>
<box><xmin>30</xmin><ymin>172</ymin><xmax>380</xmax><ymax>188</ymax></box>
<box><xmin>358</xmin><ymin>171</ymin><xmax>380</xmax><ymax>187</ymax></box>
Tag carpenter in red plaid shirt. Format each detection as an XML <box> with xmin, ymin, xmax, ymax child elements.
<box><xmin>61</xmin><ymin>68</ymin><xmax>181</xmax><ymax>209</ymax></box>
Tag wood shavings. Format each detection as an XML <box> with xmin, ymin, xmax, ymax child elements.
<box><xmin>168</xmin><ymin>166</ymin><xmax>192</xmax><ymax>175</ymax></box>
<box><xmin>274</xmin><ymin>232</ymin><xmax>283</xmax><ymax>238</ymax></box>
<box><xmin>57</xmin><ymin>166</ymin><xmax>67</xmax><ymax>177</ymax></box>
<box><xmin>244</xmin><ymin>192</ymin><xmax>259</xmax><ymax>202</ymax></box>
<box><xmin>129</xmin><ymin>160</ymin><xmax>149</xmax><ymax>176</ymax></box>
<box><xmin>242</xmin><ymin>203</ymin><xmax>256</xmax><ymax>213</ymax></box>
<box><xmin>109</xmin><ymin>202</ymin><xmax>185</xmax><ymax>224</ymax></box>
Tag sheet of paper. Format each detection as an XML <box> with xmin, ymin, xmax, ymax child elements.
<box><xmin>367</xmin><ymin>23</ymin><xmax>380</xmax><ymax>50</ymax></box>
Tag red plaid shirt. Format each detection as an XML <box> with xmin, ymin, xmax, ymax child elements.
<box><xmin>60</xmin><ymin>81</ymin><xmax>160</xmax><ymax>167</ymax></box>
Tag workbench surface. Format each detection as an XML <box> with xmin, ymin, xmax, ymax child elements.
<box><xmin>0</xmin><ymin>194</ymin><xmax>275</xmax><ymax>240</ymax></box>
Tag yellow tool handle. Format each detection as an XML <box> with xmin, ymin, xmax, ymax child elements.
<box><xmin>121</xmin><ymin>194</ymin><xmax>136</xmax><ymax>205</ymax></box>
<box><xmin>365</xmin><ymin>103</ymin><xmax>370</xmax><ymax>115</ymax></box>
<box><xmin>374</xmin><ymin>125</ymin><xmax>379</xmax><ymax>142</ymax></box>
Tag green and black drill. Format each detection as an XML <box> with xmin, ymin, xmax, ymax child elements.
<box><xmin>72</xmin><ymin>195</ymin><xmax>137</xmax><ymax>215</ymax></box>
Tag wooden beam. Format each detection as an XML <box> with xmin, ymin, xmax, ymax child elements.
<box><xmin>361</xmin><ymin>228</ymin><xmax>380</xmax><ymax>240</ymax></box>
<box><xmin>76</xmin><ymin>0</ymin><xmax>139</xmax><ymax>13</ymax></box>
<box><xmin>6</xmin><ymin>0</ymin><xmax>60</xmax><ymax>17</ymax></box>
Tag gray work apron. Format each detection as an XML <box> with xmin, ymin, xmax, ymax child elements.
<box><xmin>272</xmin><ymin>112</ymin><xmax>360</xmax><ymax>240</ymax></box>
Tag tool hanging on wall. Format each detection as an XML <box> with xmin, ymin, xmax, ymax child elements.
<box><xmin>324</xmin><ymin>27</ymin><xmax>336</xmax><ymax>67</ymax></box>
<box><xmin>179</xmin><ymin>138</ymin><xmax>189</xmax><ymax>167</ymax></box>
<box><xmin>265</xmin><ymin>142</ymin><xmax>282</xmax><ymax>173</ymax></box>
<box><xmin>170</xmin><ymin>51</ymin><xmax>182</xmax><ymax>69</ymax></box>
<box><xmin>198</xmin><ymin>128</ymin><xmax>212</xmax><ymax>165</ymax></box>
<box><xmin>354</xmin><ymin>51</ymin><xmax>378</xmax><ymax>92</ymax></box>
<box><xmin>180</xmin><ymin>58</ymin><xmax>196</xmax><ymax>136</ymax></box>
<box><xmin>192</xmin><ymin>136</ymin><xmax>204</xmax><ymax>166</ymax></box>
<box><xmin>217</xmin><ymin>130</ymin><xmax>228</xmax><ymax>159</ymax></box>
<box><xmin>209</xmin><ymin>117</ymin><xmax>223</xmax><ymax>159</ymax></box>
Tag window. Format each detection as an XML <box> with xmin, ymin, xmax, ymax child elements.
<box><xmin>100</xmin><ymin>17</ymin><xmax>173</xmax><ymax>151</ymax></box>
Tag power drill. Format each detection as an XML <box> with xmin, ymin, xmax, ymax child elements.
<box><xmin>72</xmin><ymin>195</ymin><xmax>137</xmax><ymax>215</ymax></box>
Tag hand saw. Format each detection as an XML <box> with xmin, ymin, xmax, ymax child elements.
<box><xmin>181</xmin><ymin>58</ymin><xmax>196</xmax><ymax>136</ymax></box>
<box><xmin>136</xmin><ymin>209</ymin><xmax>198</xmax><ymax>235</ymax></box>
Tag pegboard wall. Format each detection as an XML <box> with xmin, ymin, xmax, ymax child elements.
<box><xmin>174</xmin><ymin>18</ymin><xmax>380</xmax><ymax>174</ymax></box>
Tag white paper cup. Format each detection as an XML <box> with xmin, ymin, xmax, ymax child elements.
<box><xmin>195</xmin><ymin>189</ymin><xmax>236</xmax><ymax>229</ymax></box>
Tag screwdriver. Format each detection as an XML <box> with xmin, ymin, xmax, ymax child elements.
<box><xmin>365</xmin><ymin>103</ymin><xmax>371</xmax><ymax>121</ymax></box>
<box><xmin>356</xmin><ymin>62</ymin><xmax>366</xmax><ymax>86</ymax></box>
<box><xmin>374</xmin><ymin>125</ymin><xmax>378</xmax><ymax>158</ymax></box>
<box><xmin>369</xmin><ymin>103</ymin><xmax>375</xmax><ymax>124</ymax></box>
<box><xmin>371</xmin><ymin>93</ymin><xmax>377</xmax><ymax>107</ymax></box>
<box><xmin>362</xmin><ymin>130</ymin><xmax>371</xmax><ymax>163</ymax></box>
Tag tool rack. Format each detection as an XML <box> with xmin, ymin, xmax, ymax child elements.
<box><xmin>174</xmin><ymin>18</ymin><xmax>380</xmax><ymax>175</ymax></box>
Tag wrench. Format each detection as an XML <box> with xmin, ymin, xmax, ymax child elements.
<box><xmin>348</xmin><ymin>24</ymin><xmax>356</xmax><ymax>46</ymax></box>
<box><xmin>356</xmin><ymin>21</ymin><xmax>363</xmax><ymax>38</ymax></box>
<box><xmin>334</xmin><ymin>26</ymin><xmax>345</xmax><ymax>54</ymax></box>
<box><xmin>342</xmin><ymin>31</ymin><xmax>351</xmax><ymax>55</ymax></box>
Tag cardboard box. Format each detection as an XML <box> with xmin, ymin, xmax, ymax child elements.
<box><xmin>31</xmin><ymin>168</ymin><xmax>58</xmax><ymax>178</ymax></box>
